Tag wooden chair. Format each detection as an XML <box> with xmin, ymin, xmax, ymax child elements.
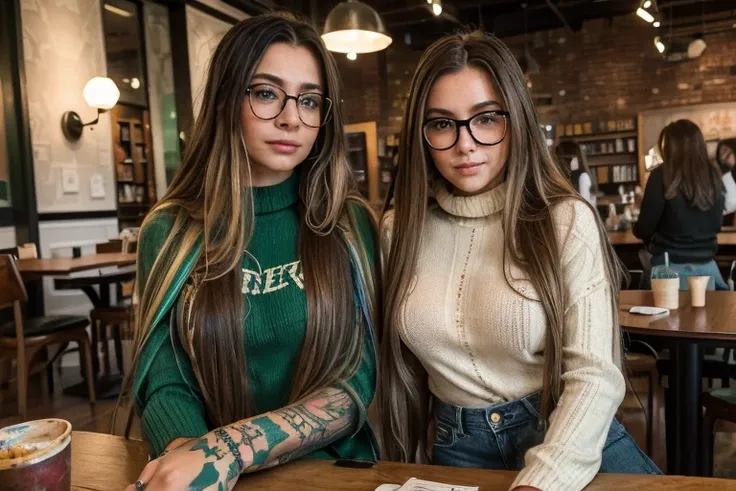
<box><xmin>0</xmin><ymin>254</ymin><xmax>96</xmax><ymax>419</ymax></box>
<box><xmin>625</xmin><ymin>351</ymin><xmax>658</xmax><ymax>457</ymax></box>
<box><xmin>700</xmin><ymin>388</ymin><xmax>736</xmax><ymax>476</ymax></box>
<box><xmin>16</xmin><ymin>243</ymin><xmax>38</xmax><ymax>260</ymax></box>
<box><xmin>89</xmin><ymin>240</ymin><xmax>136</xmax><ymax>376</ymax></box>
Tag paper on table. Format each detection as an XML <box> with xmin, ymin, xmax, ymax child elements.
<box><xmin>375</xmin><ymin>478</ymin><xmax>479</xmax><ymax>491</ymax></box>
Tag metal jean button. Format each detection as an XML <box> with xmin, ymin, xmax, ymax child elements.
<box><xmin>490</xmin><ymin>412</ymin><xmax>502</xmax><ymax>424</ymax></box>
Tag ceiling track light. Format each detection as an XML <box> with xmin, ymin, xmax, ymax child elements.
<box><xmin>654</xmin><ymin>36</ymin><xmax>665</xmax><ymax>54</ymax></box>
<box><xmin>636</xmin><ymin>0</ymin><xmax>658</xmax><ymax>23</ymax></box>
<box><xmin>431</xmin><ymin>0</ymin><xmax>443</xmax><ymax>17</ymax></box>
<box><xmin>637</xmin><ymin>7</ymin><xmax>654</xmax><ymax>23</ymax></box>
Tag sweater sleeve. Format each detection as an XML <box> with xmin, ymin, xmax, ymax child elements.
<box><xmin>512</xmin><ymin>201</ymin><xmax>626</xmax><ymax>491</ymax></box>
<box><xmin>633</xmin><ymin>167</ymin><xmax>665</xmax><ymax>242</ymax></box>
<box><xmin>133</xmin><ymin>214</ymin><xmax>209</xmax><ymax>456</ymax></box>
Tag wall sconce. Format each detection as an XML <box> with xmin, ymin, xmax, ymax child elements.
<box><xmin>61</xmin><ymin>77</ymin><xmax>120</xmax><ymax>142</ymax></box>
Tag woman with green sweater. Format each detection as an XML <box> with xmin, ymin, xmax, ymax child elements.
<box><xmin>122</xmin><ymin>14</ymin><xmax>378</xmax><ymax>491</ymax></box>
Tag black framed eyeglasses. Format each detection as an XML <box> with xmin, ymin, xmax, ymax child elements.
<box><xmin>246</xmin><ymin>83</ymin><xmax>333</xmax><ymax>128</ymax></box>
<box><xmin>422</xmin><ymin>110</ymin><xmax>510</xmax><ymax>151</ymax></box>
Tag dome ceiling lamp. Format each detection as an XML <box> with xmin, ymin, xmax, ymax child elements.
<box><xmin>321</xmin><ymin>0</ymin><xmax>392</xmax><ymax>54</ymax></box>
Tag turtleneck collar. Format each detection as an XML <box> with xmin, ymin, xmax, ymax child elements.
<box><xmin>434</xmin><ymin>179</ymin><xmax>507</xmax><ymax>218</ymax></box>
<box><xmin>252</xmin><ymin>171</ymin><xmax>300</xmax><ymax>215</ymax></box>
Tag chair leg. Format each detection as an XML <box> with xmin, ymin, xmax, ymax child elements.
<box><xmin>700</xmin><ymin>410</ymin><xmax>716</xmax><ymax>477</ymax></box>
<box><xmin>101</xmin><ymin>323</ymin><xmax>111</xmax><ymax>375</ymax></box>
<box><xmin>16</xmin><ymin>344</ymin><xmax>28</xmax><ymax>420</ymax></box>
<box><xmin>664</xmin><ymin>386</ymin><xmax>676</xmax><ymax>474</ymax></box>
<box><xmin>79</xmin><ymin>336</ymin><xmax>96</xmax><ymax>407</ymax></box>
<box><xmin>90</xmin><ymin>317</ymin><xmax>100</xmax><ymax>378</ymax></box>
<box><xmin>46</xmin><ymin>362</ymin><xmax>55</xmax><ymax>395</ymax></box>
<box><xmin>646</xmin><ymin>370</ymin><xmax>655</xmax><ymax>457</ymax></box>
<box><xmin>40</xmin><ymin>349</ymin><xmax>50</xmax><ymax>408</ymax></box>
<box><xmin>0</xmin><ymin>357</ymin><xmax>5</xmax><ymax>406</ymax></box>
<box><xmin>113</xmin><ymin>324</ymin><xmax>124</xmax><ymax>375</ymax></box>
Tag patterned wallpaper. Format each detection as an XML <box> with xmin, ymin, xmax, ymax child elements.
<box><xmin>20</xmin><ymin>0</ymin><xmax>116</xmax><ymax>213</ymax></box>
<box><xmin>186</xmin><ymin>5</ymin><xmax>233</xmax><ymax>120</ymax></box>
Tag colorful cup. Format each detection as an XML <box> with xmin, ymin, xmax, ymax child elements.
<box><xmin>0</xmin><ymin>419</ymin><xmax>72</xmax><ymax>491</ymax></box>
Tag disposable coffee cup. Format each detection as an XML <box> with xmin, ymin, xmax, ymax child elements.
<box><xmin>651</xmin><ymin>277</ymin><xmax>679</xmax><ymax>310</ymax></box>
<box><xmin>688</xmin><ymin>276</ymin><xmax>710</xmax><ymax>307</ymax></box>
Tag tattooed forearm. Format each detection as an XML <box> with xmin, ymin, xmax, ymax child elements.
<box><xmin>190</xmin><ymin>438</ymin><xmax>225</xmax><ymax>460</ymax></box>
<box><xmin>184</xmin><ymin>386</ymin><xmax>358</xmax><ymax>489</ymax></box>
<box><xmin>276</xmin><ymin>391</ymin><xmax>353</xmax><ymax>446</ymax></box>
<box><xmin>235</xmin><ymin>387</ymin><xmax>357</xmax><ymax>473</ymax></box>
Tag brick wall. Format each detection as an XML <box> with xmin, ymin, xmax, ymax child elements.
<box><xmin>337</xmin><ymin>15</ymin><xmax>736</xmax><ymax>135</ymax></box>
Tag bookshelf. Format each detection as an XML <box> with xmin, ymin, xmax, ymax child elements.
<box><xmin>111</xmin><ymin>104</ymin><xmax>156</xmax><ymax>230</ymax></box>
<box><xmin>558</xmin><ymin>118</ymin><xmax>640</xmax><ymax>196</ymax></box>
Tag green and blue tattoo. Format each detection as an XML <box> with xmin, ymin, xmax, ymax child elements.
<box><xmin>185</xmin><ymin>387</ymin><xmax>356</xmax><ymax>490</ymax></box>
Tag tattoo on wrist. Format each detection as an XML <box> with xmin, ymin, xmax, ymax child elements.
<box><xmin>189</xmin><ymin>438</ymin><xmax>225</xmax><ymax>460</ymax></box>
<box><xmin>214</xmin><ymin>428</ymin><xmax>244</xmax><ymax>478</ymax></box>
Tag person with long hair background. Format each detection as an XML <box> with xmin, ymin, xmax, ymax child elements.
<box><xmin>717</xmin><ymin>138</ymin><xmax>736</xmax><ymax>215</ymax></box>
<box><xmin>120</xmin><ymin>13</ymin><xmax>379</xmax><ymax>490</ymax></box>
<box><xmin>379</xmin><ymin>31</ymin><xmax>659</xmax><ymax>491</ymax></box>
<box><xmin>555</xmin><ymin>140</ymin><xmax>598</xmax><ymax>207</ymax></box>
<box><xmin>634</xmin><ymin>120</ymin><xmax>726</xmax><ymax>290</ymax></box>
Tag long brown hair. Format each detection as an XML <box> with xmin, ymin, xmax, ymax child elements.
<box><xmin>659</xmin><ymin>119</ymin><xmax>723</xmax><ymax>211</ymax></box>
<box><xmin>555</xmin><ymin>140</ymin><xmax>598</xmax><ymax>193</ymax></box>
<box><xmin>118</xmin><ymin>13</ymin><xmax>378</xmax><ymax>432</ymax></box>
<box><xmin>378</xmin><ymin>31</ymin><xmax>624</xmax><ymax>462</ymax></box>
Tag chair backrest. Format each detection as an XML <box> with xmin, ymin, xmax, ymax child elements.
<box><xmin>16</xmin><ymin>243</ymin><xmax>37</xmax><ymax>260</ymax></box>
<box><xmin>0</xmin><ymin>255</ymin><xmax>28</xmax><ymax>309</ymax></box>
<box><xmin>96</xmin><ymin>239</ymin><xmax>124</xmax><ymax>254</ymax></box>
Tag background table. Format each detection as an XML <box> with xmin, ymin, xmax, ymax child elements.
<box><xmin>620</xmin><ymin>290</ymin><xmax>736</xmax><ymax>476</ymax></box>
<box><xmin>17</xmin><ymin>253</ymin><xmax>136</xmax><ymax>278</ymax></box>
<box><xmin>17</xmin><ymin>253</ymin><xmax>137</xmax><ymax>398</ymax></box>
<box><xmin>70</xmin><ymin>432</ymin><xmax>736</xmax><ymax>490</ymax></box>
<box><xmin>609</xmin><ymin>230</ymin><xmax>736</xmax><ymax>246</ymax></box>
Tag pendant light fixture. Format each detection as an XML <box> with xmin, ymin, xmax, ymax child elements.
<box><xmin>322</xmin><ymin>0</ymin><xmax>392</xmax><ymax>54</ymax></box>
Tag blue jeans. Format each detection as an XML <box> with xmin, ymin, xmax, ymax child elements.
<box><xmin>641</xmin><ymin>255</ymin><xmax>728</xmax><ymax>291</ymax></box>
<box><xmin>432</xmin><ymin>393</ymin><xmax>661</xmax><ymax>475</ymax></box>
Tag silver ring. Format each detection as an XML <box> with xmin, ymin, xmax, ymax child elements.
<box><xmin>135</xmin><ymin>480</ymin><xmax>145</xmax><ymax>491</ymax></box>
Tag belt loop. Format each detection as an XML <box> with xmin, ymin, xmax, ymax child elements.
<box><xmin>454</xmin><ymin>406</ymin><xmax>464</xmax><ymax>435</ymax></box>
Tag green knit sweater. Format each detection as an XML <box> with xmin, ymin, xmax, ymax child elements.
<box><xmin>133</xmin><ymin>172</ymin><xmax>377</xmax><ymax>460</ymax></box>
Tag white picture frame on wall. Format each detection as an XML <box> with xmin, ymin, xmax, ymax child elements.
<box><xmin>61</xmin><ymin>168</ymin><xmax>80</xmax><ymax>194</ymax></box>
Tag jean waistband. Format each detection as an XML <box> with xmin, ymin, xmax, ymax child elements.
<box><xmin>435</xmin><ymin>392</ymin><xmax>543</xmax><ymax>432</ymax></box>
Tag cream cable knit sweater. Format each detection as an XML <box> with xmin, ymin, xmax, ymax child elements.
<box><xmin>382</xmin><ymin>181</ymin><xmax>625</xmax><ymax>491</ymax></box>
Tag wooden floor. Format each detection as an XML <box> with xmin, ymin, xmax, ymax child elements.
<box><xmin>1</xmin><ymin>365</ymin><xmax>735</xmax><ymax>478</ymax></box>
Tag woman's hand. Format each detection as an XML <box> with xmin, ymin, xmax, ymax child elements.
<box><xmin>125</xmin><ymin>434</ymin><xmax>241</xmax><ymax>491</ymax></box>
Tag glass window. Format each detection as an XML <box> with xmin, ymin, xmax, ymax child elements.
<box><xmin>0</xmin><ymin>79</ymin><xmax>10</xmax><ymax>207</ymax></box>
<box><xmin>102</xmin><ymin>0</ymin><xmax>148</xmax><ymax>107</ymax></box>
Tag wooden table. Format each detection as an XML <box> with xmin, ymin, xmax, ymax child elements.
<box><xmin>70</xmin><ymin>431</ymin><xmax>736</xmax><ymax>490</ymax></box>
<box><xmin>620</xmin><ymin>290</ymin><xmax>736</xmax><ymax>476</ymax></box>
<box><xmin>609</xmin><ymin>229</ymin><xmax>736</xmax><ymax>246</ymax></box>
<box><xmin>17</xmin><ymin>253</ymin><xmax>136</xmax><ymax>278</ymax></box>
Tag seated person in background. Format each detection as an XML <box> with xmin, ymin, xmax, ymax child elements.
<box><xmin>717</xmin><ymin>138</ymin><xmax>736</xmax><ymax>215</ymax></box>
<box><xmin>555</xmin><ymin>140</ymin><xmax>598</xmax><ymax>206</ymax></box>
<box><xmin>634</xmin><ymin>119</ymin><xmax>727</xmax><ymax>290</ymax></box>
